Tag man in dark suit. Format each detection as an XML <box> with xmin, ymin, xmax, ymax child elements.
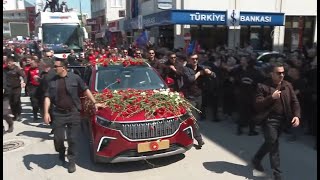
<box><xmin>252</xmin><ymin>62</ymin><xmax>300</xmax><ymax>180</ymax></box>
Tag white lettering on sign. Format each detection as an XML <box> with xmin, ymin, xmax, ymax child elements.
<box><xmin>240</xmin><ymin>15</ymin><xmax>272</xmax><ymax>23</ymax></box>
<box><xmin>190</xmin><ymin>12</ymin><xmax>225</xmax><ymax>22</ymax></box>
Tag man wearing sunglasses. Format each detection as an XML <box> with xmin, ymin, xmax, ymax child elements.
<box><xmin>121</xmin><ymin>49</ymin><xmax>132</xmax><ymax>60</ymax></box>
<box><xmin>147</xmin><ymin>49</ymin><xmax>166</xmax><ymax>79</ymax></box>
<box><xmin>43</xmin><ymin>59</ymin><xmax>104</xmax><ymax>173</ymax></box>
<box><xmin>252</xmin><ymin>62</ymin><xmax>300</xmax><ymax>180</ymax></box>
<box><xmin>181</xmin><ymin>53</ymin><xmax>216</xmax><ymax>149</ymax></box>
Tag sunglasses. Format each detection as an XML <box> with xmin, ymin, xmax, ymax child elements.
<box><xmin>275</xmin><ymin>71</ymin><xmax>285</xmax><ymax>75</ymax></box>
<box><xmin>54</xmin><ymin>65</ymin><xmax>63</xmax><ymax>68</ymax></box>
<box><xmin>191</xmin><ymin>58</ymin><xmax>198</xmax><ymax>60</ymax></box>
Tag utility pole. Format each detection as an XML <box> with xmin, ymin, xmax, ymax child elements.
<box><xmin>79</xmin><ymin>0</ymin><xmax>84</xmax><ymax>27</ymax></box>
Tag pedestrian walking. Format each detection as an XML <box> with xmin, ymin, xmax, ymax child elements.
<box><xmin>251</xmin><ymin>62</ymin><xmax>301</xmax><ymax>180</ymax></box>
<box><xmin>26</xmin><ymin>56</ymin><xmax>41</xmax><ymax>121</ymax></box>
<box><xmin>3</xmin><ymin>71</ymin><xmax>14</xmax><ymax>134</ymax></box>
<box><xmin>232</xmin><ymin>56</ymin><xmax>263</xmax><ymax>135</ymax></box>
<box><xmin>4</xmin><ymin>56</ymin><xmax>26</xmax><ymax>121</ymax></box>
<box><xmin>181</xmin><ymin>53</ymin><xmax>216</xmax><ymax>149</ymax></box>
<box><xmin>43</xmin><ymin>59</ymin><xmax>104</xmax><ymax>173</ymax></box>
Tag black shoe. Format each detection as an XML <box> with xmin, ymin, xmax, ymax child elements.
<box><xmin>68</xmin><ymin>162</ymin><xmax>76</xmax><ymax>173</ymax></box>
<box><xmin>248</xmin><ymin>131</ymin><xmax>259</xmax><ymax>136</ymax></box>
<box><xmin>6</xmin><ymin>126</ymin><xmax>13</xmax><ymax>133</ymax></box>
<box><xmin>251</xmin><ymin>158</ymin><xmax>264</xmax><ymax>172</ymax></box>
<box><xmin>195</xmin><ymin>140</ymin><xmax>205</xmax><ymax>150</ymax></box>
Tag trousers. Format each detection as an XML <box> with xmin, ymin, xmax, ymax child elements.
<box><xmin>254</xmin><ymin>118</ymin><xmax>284</xmax><ymax>177</ymax></box>
<box><xmin>187</xmin><ymin>95</ymin><xmax>203</xmax><ymax>142</ymax></box>
<box><xmin>28</xmin><ymin>85</ymin><xmax>40</xmax><ymax>117</ymax></box>
<box><xmin>51</xmin><ymin>109</ymin><xmax>80</xmax><ymax>162</ymax></box>
<box><xmin>9</xmin><ymin>87</ymin><xmax>22</xmax><ymax>117</ymax></box>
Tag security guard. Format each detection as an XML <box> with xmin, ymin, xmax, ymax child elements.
<box><xmin>4</xmin><ymin>56</ymin><xmax>26</xmax><ymax>121</ymax></box>
<box><xmin>3</xmin><ymin>71</ymin><xmax>14</xmax><ymax>134</ymax></box>
<box><xmin>43</xmin><ymin>59</ymin><xmax>103</xmax><ymax>173</ymax></box>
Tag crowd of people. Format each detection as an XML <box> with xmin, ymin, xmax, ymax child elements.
<box><xmin>3</xmin><ymin>41</ymin><xmax>317</xmax><ymax>138</ymax></box>
<box><xmin>3</xmin><ymin>40</ymin><xmax>317</xmax><ymax>177</ymax></box>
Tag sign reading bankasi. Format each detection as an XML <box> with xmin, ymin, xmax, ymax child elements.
<box><xmin>239</xmin><ymin>12</ymin><xmax>284</xmax><ymax>26</ymax></box>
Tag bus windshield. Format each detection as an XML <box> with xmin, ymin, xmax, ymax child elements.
<box><xmin>42</xmin><ymin>24</ymin><xmax>83</xmax><ymax>53</ymax></box>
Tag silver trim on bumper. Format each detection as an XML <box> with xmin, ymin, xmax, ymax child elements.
<box><xmin>109</xmin><ymin>147</ymin><xmax>187</xmax><ymax>163</ymax></box>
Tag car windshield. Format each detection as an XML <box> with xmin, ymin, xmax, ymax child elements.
<box><xmin>96</xmin><ymin>65</ymin><xmax>166</xmax><ymax>92</ymax></box>
<box><xmin>42</xmin><ymin>24</ymin><xmax>83</xmax><ymax>53</ymax></box>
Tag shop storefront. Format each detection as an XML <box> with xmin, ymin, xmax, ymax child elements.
<box><xmin>107</xmin><ymin>21</ymin><xmax>123</xmax><ymax>48</ymax></box>
<box><xmin>124</xmin><ymin>10</ymin><xmax>285</xmax><ymax>51</ymax></box>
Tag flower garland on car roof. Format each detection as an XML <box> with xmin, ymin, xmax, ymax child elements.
<box><xmin>83</xmin><ymin>88</ymin><xmax>200</xmax><ymax>120</ymax></box>
<box><xmin>90</xmin><ymin>57</ymin><xmax>146</xmax><ymax>67</ymax></box>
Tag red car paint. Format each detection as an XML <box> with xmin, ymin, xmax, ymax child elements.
<box><xmin>82</xmin><ymin>64</ymin><xmax>195</xmax><ymax>163</ymax></box>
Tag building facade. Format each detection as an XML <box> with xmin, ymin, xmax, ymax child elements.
<box><xmin>90</xmin><ymin>0</ymin><xmax>126</xmax><ymax>46</ymax></box>
<box><xmin>3</xmin><ymin>0</ymin><xmax>36</xmax><ymax>38</ymax></box>
<box><xmin>123</xmin><ymin>0</ymin><xmax>317</xmax><ymax>52</ymax></box>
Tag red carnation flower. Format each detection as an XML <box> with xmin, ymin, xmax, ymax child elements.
<box><xmin>102</xmin><ymin>61</ymin><xmax>108</xmax><ymax>67</ymax></box>
<box><xmin>179</xmin><ymin>107</ymin><xmax>186</xmax><ymax>114</ymax></box>
<box><xmin>123</xmin><ymin>60</ymin><xmax>129</xmax><ymax>67</ymax></box>
<box><xmin>102</xmin><ymin>88</ymin><xmax>110</xmax><ymax>93</ymax></box>
<box><xmin>97</xmin><ymin>58</ymin><xmax>104</xmax><ymax>63</ymax></box>
<box><xmin>130</xmin><ymin>60</ymin><xmax>137</xmax><ymax>66</ymax></box>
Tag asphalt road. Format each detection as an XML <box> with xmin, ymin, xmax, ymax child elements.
<box><xmin>3</xmin><ymin>96</ymin><xmax>317</xmax><ymax>180</ymax></box>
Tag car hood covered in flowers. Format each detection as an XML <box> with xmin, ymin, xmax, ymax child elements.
<box><xmin>83</xmin><ymin>88</ymin><xmax>199</xmax><ymax>122</ymax></box>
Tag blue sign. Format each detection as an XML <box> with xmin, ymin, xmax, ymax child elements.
<box><xmin>124</xmin><ymin>11</ymin><xmax>172</xmax><ymax>30</ymax></box>
<box><xmin>171</xmin><ymin>10</ymin><xmax>226</xmax><ymax>25</ymax></box>
<box><xmin>124</xmin><ymin>10</ymin><xmax>285</xmax><ymax>30</ymax></box>
<box><xmin>239</xmin><ymin>12</ymin><xmax>284</xmax><ymax>26</ymax></box>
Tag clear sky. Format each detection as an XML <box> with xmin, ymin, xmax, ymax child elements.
<box><xmin>26</xmin><ymin>0</ymin><xmax>91</xmax><ymax>17</ymax></box>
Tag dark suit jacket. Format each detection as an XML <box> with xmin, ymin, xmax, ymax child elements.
<box><xmin>255</xmin><ymin>79</ymin><xmax>301</xmax><ymax>125</ymax></box>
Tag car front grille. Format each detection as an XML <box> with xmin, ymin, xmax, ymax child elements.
<box><xmin>120</xmin><ymin>118</ymin><xmax>180</xmax><ymax>140</ymax></box>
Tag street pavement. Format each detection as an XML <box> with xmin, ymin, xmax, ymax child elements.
<box><xmin>3</xmin><ymin>96</ymin><xmax>317</xmax><ymax>180</ymax></box>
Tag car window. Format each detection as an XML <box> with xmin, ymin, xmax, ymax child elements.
<box><xmin>96</xmin><ymin>66</ymin><xmax>166</xmax><ymax>91</ymax></box>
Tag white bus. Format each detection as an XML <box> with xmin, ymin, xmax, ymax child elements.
<box><xmin>35</xmin><ymin>12</ymin><xmax>88</xmax><ymax>59</ymax></box>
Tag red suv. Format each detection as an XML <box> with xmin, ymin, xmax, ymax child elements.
<box><xmin>81</xmin><ymin>62</ymin><xmax>195</xmax><ymax>163</ymax></box>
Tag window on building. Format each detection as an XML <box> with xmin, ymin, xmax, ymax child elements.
<box><xmin>190</xmin><ymin>25</ymin><xmax>228</xmax><ymax>50</ymax></box>
<box><xmin>284</xmin><ymin>16</ymin><xmax>315</xmax><ymax>51</ymax></box>
<box><xmin>240</xmin><ymin>25</ymin><xmax>273</xmax><ymax>51</ymax></box>
<box><xmin>110</xmin><ymin>0</ymin><xmax>123</xmax><ymax>7</ymax></box>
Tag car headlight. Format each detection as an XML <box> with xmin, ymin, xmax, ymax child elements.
<box><xmin>96</xmin><ymin>116</ymin><xmax>121</xmax><ymax>130</ymax></box>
